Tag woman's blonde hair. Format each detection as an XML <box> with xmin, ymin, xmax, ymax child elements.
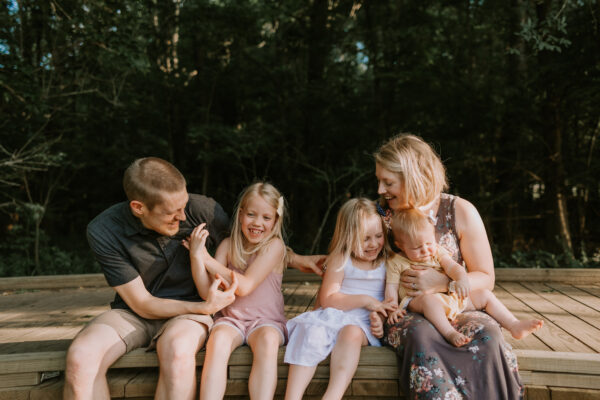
<box><xmin>374</xmin><ymin>134</ymin><xmax>448</xmax><ymax>208</ymax></box>
<box><xmin>392</xmin><ymin>208</ymin><xmax>434</xmax><ymax>245</ymax></box>
<box><xmin>328</xmin><ymin>198</ymin><xmax>388</xmax><ymax>263</ymax></box>
<box><xmin>229</xmin><ymin>182</ymin><xmax>286</xmax><ymax>270</ymax></box>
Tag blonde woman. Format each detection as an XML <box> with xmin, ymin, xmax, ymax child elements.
<box><xmin>370</xmin><ymin>134</ymin><xmax>524</xmax><ymax>399</ymax></box>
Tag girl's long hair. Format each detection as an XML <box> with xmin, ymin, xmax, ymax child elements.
<box><xmin>228</xmin><ymin>182</ymin><xmax>286</xmax><ymax>271</ymax></box>
<box><xmin>327</xmin><ymin>198</ymin><xmax>389</xmax><ymax>265</ymax></box>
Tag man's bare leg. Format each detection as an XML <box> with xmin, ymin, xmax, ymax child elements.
<box><xmin>155</xmin><ymin>319</ymin><xmax>208</xmax><ymax>400</ymax></box>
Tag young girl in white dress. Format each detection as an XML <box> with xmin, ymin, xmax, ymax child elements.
<box><xmin>284</xmin><ymin>198</ymin><xmax>397</xmax><ymax>400</ymax></box>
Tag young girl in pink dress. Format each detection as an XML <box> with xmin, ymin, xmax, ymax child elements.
<box><xmin>185</xmin><ymin>182</ymin><xmax>287</xmax><ymax>400</ymax></box>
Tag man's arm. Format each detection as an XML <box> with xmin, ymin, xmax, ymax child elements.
<box><xmin>114</xmin><ymin>274</ymin><xmax>237</xmax><ymax>319</ymax></box>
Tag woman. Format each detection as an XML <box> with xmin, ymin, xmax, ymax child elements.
<box><xmin>370</xmin><ymin>134</ymin><xmax>522</xmax><ymax>399</ymax></box>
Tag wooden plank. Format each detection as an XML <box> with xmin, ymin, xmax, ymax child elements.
<box><xmin>520</xmin><ymin>370</ymin><xmax>600</xmax><ymax>389</ymax></box>
<box><xmin>495</xmin><ymin>269</ymin><xmax>600</xmax><ymax>284</ymax></box>
<box><xmin>501</xmin><ymin>282</ymin><xmax>600</xmax><ymax>353</ymax></box>
<box><xmin>0</xmin><ymin>371</ymin><xmax>40</xmax><ymax>388</ymax></box>
<box><xmin>0</xmin><ymin>351</ymin><xmax>66</xmax><ymax>374</ymax></box>
<box><xmin>351</xmin><ymin>379</ymin><xmax>399</xmax><ymax>396</ymax></box>
<box><xmin>545</xmin><ymin>283</ymin><xmax>600</xmax><ymax>313</ymax></box>
<box><xmin>515</xmin><ymin>350</ymin><xmax>600</xmax><ymax>374</ymax></box>
<box><xmin>124</xmin><ymin>370</ymin><xmax>160</xmax><ymax>398</ymax></box>
<box><xmin>29</xmin><ymin>378</ymin><xmax>63</xmax><ymax>400</ymax></box>
<box><xmin>283</xmin><ymin>282</ymin><xmax>319</xmax><ymax>319</ymax></box>
<box><xmin>0</xmin><ymin>274</ymin><xmax>107</xmax><ymax>291</ymax></box>
<box><xmin>0</xmin><ymin>385</ymin><xmax>30</xmax><ymax>400</ymax></box>
<box><xmin>496</xmin><ymin>282</ymin><xmax>595</xmax><ymax>352</ymax></box>
<box><xmin>549</xmin><ymin>386</ymin><xmax>600</xmax><ymax>400</ymax></box>
<box><xmin>524</xmin><ymin>385</ymin><xmax>550</xmax><ymax>400</ymax></box>
<box><xmin>522</xmin><ymin>282</ymin><xmax>600</xmax><ymax>328</ymax></box>
<box><xmin>493</xmin><ymin>285</ymin><xmax>580</xmax><ymax>352</ymax></box>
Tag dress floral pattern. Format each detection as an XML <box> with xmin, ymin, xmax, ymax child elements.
<box><xmin>380</xmin><ymin>194</ymin><xmax>523</xmax><ymax>400</ymax></box>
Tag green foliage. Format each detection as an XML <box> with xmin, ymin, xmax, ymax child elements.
<box><xmin>1</xmin><ymin>0</ymin><xmax>600</xmax><ymax>275</ymax></box>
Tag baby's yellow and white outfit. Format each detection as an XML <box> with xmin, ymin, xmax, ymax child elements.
<box><xmin>386</xmin><ymin>246</ymin><xmax>467</xmax><ymax>320</ymax></box>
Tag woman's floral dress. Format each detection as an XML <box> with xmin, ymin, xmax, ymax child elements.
<box><xmin>380</xmin><ymin>193</ymin><xmax>523</xmax><ymax>400</ymax></box>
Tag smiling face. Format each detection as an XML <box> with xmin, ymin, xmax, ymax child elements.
<box><xmin>353</xmin><ymin>214</ymin><xmax>385</xmax><ymax>262</ymax></box>
<box><xmin>239</xmin><ymin>194</ymin><xmax>277</xmax><ymax>245</ymax></box>
<box><xmin>134</xmin><ymin>189</ymin><xmax>189</xmax><ymax>237</ymax></box>
<box><xmin>375</xmin><ymin>163</ymin><xmax>411</xmax><ymax>211</ymax></box>
<box><xmin>395</xmin><ymin>224</ymin><xmax>437</xmax><ymax>263</ymax></box>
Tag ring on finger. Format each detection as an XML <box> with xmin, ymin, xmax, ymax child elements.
<box><xmin>412</xmin><ymin>282</ymin><xmax>417</xmax><ymax>290</ymax></box>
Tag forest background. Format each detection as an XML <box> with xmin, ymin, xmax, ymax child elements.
<box><xmin>1</xmin><ymin>0</ymin><xmax>599</xmax><ymax>277</ymax></box>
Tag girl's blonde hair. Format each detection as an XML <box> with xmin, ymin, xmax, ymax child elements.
<box><xmin>392</xmin><ymin>208</ymin><xmax>434</xmax><ymax>245</ymax></box>
<box><xmin>328</xmin><ymin>198</ymin><xmax>388</xmax><ymax>263</ymax></box>
<box><xmin>229</xmin><ymin>182</ymin><xmax>286</xmax><ymax>270</ymax></box>
<box><xmin>374</xmin><ymin>134</ymin><xmax>448</xmax><ymax>208</ymax></box>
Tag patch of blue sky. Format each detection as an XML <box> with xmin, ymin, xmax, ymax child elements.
<box><xmin>0</xmin><ymin>42</ymin><xmax>9</xmax><ymax>55</ymax></box>
<box><xmin>7</xmin><ymin>0</ymin><xmax>18</xmax><ymax>15</ymax></box>
<box><xmin>356</xmin><ymin>41</ymin><xmax>369</xmax><ymax>65</ymax></box>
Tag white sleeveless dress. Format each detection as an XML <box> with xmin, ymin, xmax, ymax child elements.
<box><xmin>284</xmin><ymin>257</ymin><xmax>385</xmax><ymax>366</ymax></box>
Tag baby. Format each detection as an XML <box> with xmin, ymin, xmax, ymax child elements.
<box><xmin>385</xmin><ymin>208</ymin><xmax>543</xmax><ymax>346</ymax></box>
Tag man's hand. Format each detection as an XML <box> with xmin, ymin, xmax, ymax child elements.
<box><xmin>202</xmin><ymin>271</ymin><xmax>238</xmax><ymax>314</ymax></box>
<box><xmin>289</xmin><ymin>252</ymin><xmax>326</xmax><ymax>276</ymax></box>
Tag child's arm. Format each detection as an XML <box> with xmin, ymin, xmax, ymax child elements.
<box><xmin>439</xmin><ymin>252</ymin><xmax>470</xmax><ymax>299</ymax></box>
<box><xmin>319</xmin><ymin>253</ymin><xmax>395</xmax><ymax>316</ymax></box>
<box><xmin>192</xmin><ymin>225</ymin><xmax>286</xmax><ymax>297</ymax></box>
<box><xmin>385</xmin><ymin>282</ymin><xmax>405</xmax><ymax>324</ymax></box>
<box><xmin>183</xmin><ymin>224</ymin><xmax>214</xmax><ymax>299</ymax></box>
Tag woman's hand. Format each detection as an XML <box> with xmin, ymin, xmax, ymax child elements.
<box><xmin>401</xmin><ymin>265</ymin><xmax>450</xmax><ymax>297</ymax></box>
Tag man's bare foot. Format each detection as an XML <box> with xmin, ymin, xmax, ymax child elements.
<box><xmin>509</xmin><ymin>319</ymin><xmax>544</xmax><ymax>339</ymax></box>
<box><xmin>443</xmin><ymin>330</ymin><xmax>471</xmax><ymax>347</ymax></box>
<box><xmin>369</xmin><ymin>311</ymin><xmax>384</xmax><ymax>339</ymax></box>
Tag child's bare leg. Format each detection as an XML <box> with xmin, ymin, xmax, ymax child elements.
<box><xmin>409</xmin><ymin>295</ymin><xmax>470</xmax><ymax>347</ymax></box>
<box><xmin>199</xmin><ymin>325</ymin><xmax>243</xmax><ymax>400</ymax></box>
<box><xmin>322</xmin><ymin>325</ymin><xmax>367</xmax><ymax>400</ymax></box>
<box><xmin>247</xmin><ymin>326</ymin><xmax>283</xmax><ymax>400</ymax></box>
<box><xmin>469</xmin><ymin>289</ymin><xmax>543</xmax><ymax>339</ymax></box>
<box><xmin>284</xmin><ymin>364</ymin><xmax>317</xmax><ymax>400</ymax></box>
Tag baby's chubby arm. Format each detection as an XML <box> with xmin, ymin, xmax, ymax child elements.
<box><xmin>320</xmin><ymin>253</ymin><xmax>395</xmax><ymax>316</ymax></box>
<box><xmin>439</xmin><ymin>251</ymin><xmax>470</xmax><ymax>299</ymax></box>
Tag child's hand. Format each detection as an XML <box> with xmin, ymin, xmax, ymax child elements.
<box><xmin>387</xmin><ymin>308</ymin><xmax>406</xmax><ymax>325</ymax></box>
<box><xmin>182</xmin><ymin>223</ymin><xmax>210</xmax><ymax>259</ymax></box>
<box><xmin>454</xmin><ymin>278</ymin><xmax>470</xmax><ymax>299</ymax></box>
<box><xmin>365</xmin><ymin>297</ymin><xmax>397</xmax><ymax>317</ymax></box>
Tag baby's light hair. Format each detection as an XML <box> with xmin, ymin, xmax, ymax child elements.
<box><xmin>328</xmin><ymin>198</ymin><xmax>388</xmax><ymax>263</ymax></box>
<box><xmin>392</xmin><ymin>208</ymin><xmax>434</xmax><ymax>246</ymax></box>
<box><xmin>229</xmin><ymin>182</ymin><xmax>286</xmax><ymax>271</ymax></box>
<box><xmin>374</xmin><ymin>134</ymin><xmax>448</xmax><ymax>208</ymax></box>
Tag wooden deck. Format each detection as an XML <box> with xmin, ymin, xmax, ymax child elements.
<box><xmin>1</xmin><ymin>269</ymin><xmax>600</xmax><ymax>399</ymax></box>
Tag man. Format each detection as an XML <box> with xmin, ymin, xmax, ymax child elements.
<box><xmin>64</xmin><ymin>157</ymin><xmax>237</xmax><ymax>400</ymax></box>
<box><xmin>64</xmin><ymin>157</ymin><xmax>323</xmax><ymax>400</ymax></box>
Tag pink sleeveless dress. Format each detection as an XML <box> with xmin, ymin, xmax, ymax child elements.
<box><xmin>212</xmin><ymin>261</ymin><xmax>287</xmax><ymax>344</ymax></box>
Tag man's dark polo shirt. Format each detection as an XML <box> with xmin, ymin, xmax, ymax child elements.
<box><xmin>87</xmin><ymin>193</ymin><xmax>229</xmax><ymax>312</ymax></box>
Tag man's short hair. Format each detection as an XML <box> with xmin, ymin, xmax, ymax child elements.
<box><xmin>123</xmin><ymin>157</ymin><xmax>186</xmax><ymax>209</ymax></box>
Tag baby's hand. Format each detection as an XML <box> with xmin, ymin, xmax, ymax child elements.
<box><xmin>387</xmin><ymin>308</ymin><xmax>406</xmax><ymax>325</ymax></box>
<box><xmin>182</xmin><ymin>223</ymin><xmax>210</xmax><ymax>259</ymax></box>
<box><xmin>453</xmin><ymin>278</ymin><xmax>470</xmax><ymax>299</ymax></box>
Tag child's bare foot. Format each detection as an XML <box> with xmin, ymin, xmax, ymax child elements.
<box><xmin>443</xmin><ymin>330</ymin><xmax>471</xmax><ymax>347</ymax></box>
<box><xmin>509</xmin><ymin>319</ymin><xmax>544</xmax><ymax>339</ymax></box>
<box><xmin>369</xmin><ymin>311</ymin><xmax>384</xmax><ymax>338</ymax></box>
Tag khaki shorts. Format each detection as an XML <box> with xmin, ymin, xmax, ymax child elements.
<box><xmin>82</xmin><ymin>309</ymin><xmax>214</xmax><ymax>352</ymax></box>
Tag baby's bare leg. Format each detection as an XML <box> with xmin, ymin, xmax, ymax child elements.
<box><xmin>409</xmin><ymin>294</ymin><xmax>470</xmax><ymax>347</ymax></box>
<box><xmin>469</xmin><ymin>289</ymin><xmax>543</xmax><ymax>339</ymax></box>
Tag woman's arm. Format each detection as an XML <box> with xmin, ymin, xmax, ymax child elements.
<box><xmin>320</xmin><ymin>253</ymin><xmax>393</xmax><ymax>315</ymax></box>
<box><xmin>287</xmin><ymin>249</ymin><xmax>326</xmax><ymax>276</ymax></box>
<box><xmin>454</xmin><ymin>197</ymin><xmax>495</xmax><ymax>291</ymax></box>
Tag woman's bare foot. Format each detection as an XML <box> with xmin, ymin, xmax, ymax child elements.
<box><xmin>443</xmin><ymin>330</ymin><xmax>471</xmax><ymax>347</ymax></box>
<box><xmin>369</xmin><ymin>311</ymin><xmax>384</xmax><ymax>338</ymax></box>
<box><xmin>508</xmin><ymin>319</ymin><xmax>544</xmax><ymax>339</ymax></box>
